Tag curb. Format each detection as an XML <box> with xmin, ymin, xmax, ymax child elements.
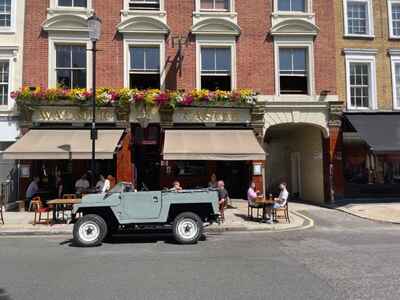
<box><xmin>335</xmin><ymin>207</ymin><xmax>400</xmax><ymax>225</ymax></box>
<box><xmin>0</xmin><ymin>211</ymin><xmax>314</xmax><ymax>237</ymax></box>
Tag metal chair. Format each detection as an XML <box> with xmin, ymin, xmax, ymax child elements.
<box><xmin>247</xmin><ymin>201</ymin><xmax>263</xmax><ymax>220</ymax></box>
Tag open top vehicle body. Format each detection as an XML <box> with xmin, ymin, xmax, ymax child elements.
<box><xmin>71</xmin><ymin>182</ymin><xmax>220</xmax><ymax>246</ymax></box>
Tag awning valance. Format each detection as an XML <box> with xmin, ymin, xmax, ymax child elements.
<box><xmin>345</xmin><ymin>113</ymin><xmax>400</xmax><ymax>153</ymax></box>
<box><xmin>2</xmin><ymin>129</ymin><xmax>124</xmax><ymax>160</ymax></box>
<box><xmin>163</xmin><ymin>130</ymin><xmax>265</xmax><ymax>161</ymax></box>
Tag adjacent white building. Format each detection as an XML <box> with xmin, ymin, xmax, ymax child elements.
<box><xmin>0</xmin><ymin>0</ymin><xmax>24</xmax><ymax>181</ymax></box>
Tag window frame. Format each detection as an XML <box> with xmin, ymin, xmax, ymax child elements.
<box><xmin>343</xmin><ymin>0</ymin><xmax>374</xmax><ymax>37</ymax></box>
<box><xmin>56</xmin><ymin>0</ymin><xmax>88</xmax><ymax>8</ymax></box>
<box><xmin>274</xmin><ymin>40</ymin><xmax>314</xmax><ymax>96</ymax></box>
<box><xmin>196</xmin><ymin>38</ymin><xmax>236</xmax><ymax>91</ymax></box>
<box><xmin>195</xmin><ymin>0</ymin><xmax>235</xmax><ymax>13</ymax></box>
<box><xmin>276</xmin><ymin>0</ymin><xmax>307</xmax><ymax>13</ymax></box>
<box><xmin>390</xmin><ymin>51</ymin><xmax>400</xmax><ymax>110</ymax></box>
<box><xmin>0</xmin><ymin>57</ymin><xmax>12</xmax><ymax>110</ymax></box>
<box><xmin>48</xmin><ymin>37</ymin><xmax>92</xmax><ymax>89</ymax></box>
<box><xmin>124</xmin><ymin>0</ymin><xmax>164</xmax><ymax>11</ymax></box>
<box><xmin>124</xmin><ymin>37</ymin><xmax>165</xmax><ymax>90</ymax></box>
<box><xmin>388</xmin><ymin>0</ymin><xmax>400</xmax><ymax>39</ymax></box>
<box><xmin>0</xmin><ymin>0</ymin><xmax>15</xmax><ymax>33</ymax></box>
<box><xmin>345</xmin><ymin>52</ymin><xmax>377</xmax><ymax>110</ymax></box>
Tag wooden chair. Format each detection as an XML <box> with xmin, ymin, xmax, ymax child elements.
<box><xmin>32</xmin><ymin>197</ymin><xmax>52</xmax><ymax>225</ymax></box>
<box><xmin>60</xmin><ymin>194</ymin><xmax>77</xmax><ymax>221</ymax></box>
<box><xmin>273</xmin><ymin>202</ymin><xmax>290</xmax><ymax>223</ymax></box>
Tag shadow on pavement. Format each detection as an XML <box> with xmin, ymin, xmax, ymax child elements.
<box><xmin>0</xmin><ymin>288</ymin><xmax>11</xmax><ymax>300</ymax></box>
<box><xmin>60</xmin><ymin>231</ymin><xmax>207</xmax><ymax>247</ymax></box>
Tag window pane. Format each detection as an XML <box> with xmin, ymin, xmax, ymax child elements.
<box><xmin>129</xmin><ymin>0</ymin><xmax>160</xmax><ymax>10</ymax></box>
<box><xmin>0</xmin><ymin>61</ymin><xmax>9</xmax><ymax>83</ymax></box>
<box><xmin>131</xmin><ymin>47</ymin><xmax>145</xmax><ymax>70</ymax></box>
<box><xmin>278</xmin><ymin>0</ymin><xmax>291</xmax><ymax>11</ymax></box>
<box><xmin>72</xmin><ymin>46</ymin><xmax>86</xmax><ymax>68</ymax></box>
<box><xmin>201</xmin><ymin>48</ymin><xmax>215</xmax><ymax>71</ymax></box>
<box><xmin>395</xmin><ymin>63</ymin><xmax>400</xmax><ymax>107</ymax></box>
<box><xmin>0</xmin><ymin>61</ymin><xmax>8</xmax><ymax>106</ymax></box>
<box><xmin>279</xmin><ymin>48</ymin><xmax>292</xmax><ymax>72</ymax></box>
<box><xmin>145</xmin><ymin>47</ymin><xmax>160</xmax><ymax>71</ymax></box>
<box><xmin>201</xmin><ymin>0</ymin><xmax>214</xmax><ymax>9</ymax></box>
<box><xmin>215</xmin><ymin>48</ymin><xmax>231</xmax><ymax>71</ymax></box>
<box><xmin>349</xmin><ymin>62</ymin><xmax>370</xmax><ymax>108</ymax></box>
<box><xmin>56</xmin><ymin>69</ymin><xmax>72</xmax><ymax>88</ymax></box>
<box><xmin>130</xmin><ymin>74</ymin><xmax>160</xmax><ymax>89</ymax></box>
<box><xmin>201</xmin><ymin>75</ymin><xmax>231</xmax><ymax>91</ymax></box>
<box><xmin>0</xmin><ymin>0</ymin><xmax>10</xmax><ymax>13</ymax></box>
<box><xmin>347</xmin><ymin>1</ymin><xmax>368</xmax><ymax>34</ymax></box>
<box><xmin>291</xmin><ymin>0</ymin><xmax>305</xmax><ymax>11</ymax></box>
<box><xmin>293</xmin><ymin>48</ymin><xmax>306</xmax><ymax>72</ymax></box>
<box><xmin>215</xmin><ymin>0</ymin><xmax>229</xmax><ymax>10</ymax></box>
<box><xmin>56</xmin><ymin>46</ymin><xmax>71</xmax><ymax>68</ymax></box>
<box><xmin>74</xmin><ymin>0</ymin><xmax>87</xmax><ymax>7</ymax></box>
<box><xmin>58</xmin><ymin>0</ymin><xmax>73</xmax><ymax>6</ymax></box>
<box><xmin>72</xmin><ymin>69</ymin><xmax>86</xmax><ymax>88</ymax></box>
<box><xmin>392</xmin><ymin>4</ymin><xmax>400</xmax><ymax>36</ymax></box>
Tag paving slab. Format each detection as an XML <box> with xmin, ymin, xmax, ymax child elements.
<box><xmin>336</xmin><ymin>203</ymin><xmax>400</xmax><ymax>224</ymax></box>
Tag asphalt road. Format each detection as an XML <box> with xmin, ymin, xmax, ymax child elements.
<box><xmin>1</xmin><ymin>206</ymin><xmax>400</xmax><ymax>300</ymax></box>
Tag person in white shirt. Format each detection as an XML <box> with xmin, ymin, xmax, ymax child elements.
<box><xmin>75</xmin><ymin>174</ymin><xmax>90</xmax><ymax>194</ymax></box>
<box><xmin>264</xmin><ymin>182</ymin><xmax>289</xmax><ymax>224</ymax></box>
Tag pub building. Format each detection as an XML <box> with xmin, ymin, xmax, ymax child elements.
<box><xmin>3</xmin><ymin>97</ymin><xmax>266</xmax><ymax>201</ymax></box>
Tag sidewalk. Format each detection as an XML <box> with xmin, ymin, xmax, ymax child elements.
<box><xmin>334</xmin><ymin>202</ymin><xmax>400</xmax><ymax>224</ymax></box>
<box><xmin>0</xmin><ymin>200</ymin><xmax>313</xmax><ymax>235</ymax></box>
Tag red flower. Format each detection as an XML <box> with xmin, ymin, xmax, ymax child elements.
<box><xmin>182</xmin><ymin>95</ymin><xmax>194</xmax><ymax>106</ymax></box>
<box><xmin>155</xmin><ymin>93</ymin><xmax>169</xmax><ymax>106</ymax></box>
<box><xmin>134</xmin><ymin>93</ymin><xmax>145</xmax><ymax>102</ymax></box>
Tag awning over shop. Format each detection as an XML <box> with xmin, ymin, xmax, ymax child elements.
<box><xmin>163</xmin><ymin>130</ymin><xmax>265</xmax><ymax>161</ymax></box>
<box><xmin>2</xmin><ymin>129</ymin><xmax>124</xmax><ymax>160</ymax></box>
<box><xmin>345</xmin><ymin>113</ymin><xmax>400</xmax><ymax>153</ymax></box>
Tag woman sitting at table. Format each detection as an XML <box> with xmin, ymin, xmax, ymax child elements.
<box><xmin>247</xmin><ymin>182</ymin><xmax>260</xmax><ymax>203</ymax></box>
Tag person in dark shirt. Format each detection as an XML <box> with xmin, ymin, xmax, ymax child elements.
<box><xmin>217</xmin><ymin>180</ymin><xmax>229</xmax><ymax>222</ymax></box>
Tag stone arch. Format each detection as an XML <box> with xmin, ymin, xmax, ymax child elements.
<box><xmin>263</xmin><ymin>110</ymin><xmax>329</xmax><ymax>138</ymax></box>
<box><xmin>271</xmin><ymin>19</ymin><xmax>319</xmax><ymax>36</ymax></box>
<box><xmin>117</xmin><ymin>16</ymin><xmax>170</xmax><ymax>35</ymax></box>
<box><xmin>191</xmin><ymin>18</ymin><xmax>241</xmax><ymax>36</ymax></box>
<box><xmin>42</xmin><ymin>15</ymin><xmax>89</xmax><ymax>32</ymax></box>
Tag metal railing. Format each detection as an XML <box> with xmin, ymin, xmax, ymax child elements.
<box><xmin>0</xmin><ymin>167</ymin><xmax>18</xmax><ymax>210</ymax></box>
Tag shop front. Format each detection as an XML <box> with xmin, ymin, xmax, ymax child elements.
<box><xmin>3</xmin><ymin>105</ymin><xmax>132</xmax><ymax>202</ymax></box>
<box><xmin>343</xmin><ymin>112</ymin><xmax>400</xmax><ymax>198</ymax></box>
<box><xmin>131</xmin><ymin>106</ymin><xmax>266</xmax><ymax>199</ymax></box>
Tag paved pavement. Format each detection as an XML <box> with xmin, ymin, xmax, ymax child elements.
<box><xmin>0</xmin><ymin>204</ymin><xmax>400</xmax><ymax>299</ymax></box>
<box><xmin>334</xmin><ymin>202</ymin><xmax>400</xmax><ymax>223</ymax></box>
<box><xmin>0</xmin><ymin>200</ymin><xmax>311</xmax><ymax>235</ymax></box>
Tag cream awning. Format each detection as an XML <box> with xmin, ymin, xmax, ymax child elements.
<box><xmin>2</xmin><ymin>129</ymin><xmax>124</xmax><ymax>160</ymax></box>
<box><xmin>163</xmin><ymin>130</ymin><xmax>265</xmax><ymax>161</ymax></box>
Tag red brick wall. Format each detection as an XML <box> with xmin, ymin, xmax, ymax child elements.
<box><xmin>22</xmin><ymin>0</ymin><xmax>336</xmax><ymax>94</ymax></box>
<box><xmin>314</xmin><ymin>0</ymin><xmax>337</xmax><ymax>95</ymax></box>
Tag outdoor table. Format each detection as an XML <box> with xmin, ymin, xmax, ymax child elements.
<box><xmin>47</xmin><ymin>198</ymin><xmax>81</xmax><ymax>224</ymax></box>
<box><xmin>255</xmin><ymin>197</ymin><xmax>275</xmax><ymax>221</ymax></box>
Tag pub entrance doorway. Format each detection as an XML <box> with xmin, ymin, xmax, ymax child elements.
<box><xmin>216</xmin><ymin>161</ymin><xmax>250</xmax><ymax>199</ymax></box>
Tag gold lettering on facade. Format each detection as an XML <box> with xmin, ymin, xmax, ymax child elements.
<box><xmin>180</xmin><ymin>109</ymin><xmax>242</xmax><ymax>123</ymax></box>
<box><xmin>34</xmin><ymin>108</ymin><xmax>115</xmax><ymax>123</ymax></box>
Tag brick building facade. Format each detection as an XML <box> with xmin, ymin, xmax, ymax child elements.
<box><xmin>7</xmin><ymin>0</ymin><xmax>346</xmax><ymax>203</ymax></box>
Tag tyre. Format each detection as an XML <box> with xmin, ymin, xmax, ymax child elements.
<box><xmin>73</xmin><ymin>214</ymin><xmax>108</xmax><ymax>247</ymax></box>
<box><xmin>172</xmin><ymin>212</ymin><xmax>203</xmax><ymax>244</ymax></box>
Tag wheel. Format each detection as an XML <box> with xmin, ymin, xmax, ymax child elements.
<box><xmin>172</xmin><ymin>212</ymin><xmax>203</xmax><ymax>244</ymax></box>
<box><xmin>73</xmin><ymin>214</ymin><xmax>108</xmax><ymax>247</ymax></box>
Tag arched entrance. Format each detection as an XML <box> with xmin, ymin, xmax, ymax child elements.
<box><xmin>264</xmin><ymin>123</ymin><xmax>328</xmax><ymax>203</ymax></box>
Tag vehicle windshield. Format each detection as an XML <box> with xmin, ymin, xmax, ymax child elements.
<box><xmin>109</xmin><ymin>182</ymin><xmax>133</xmax><ymax>193</ymax></box>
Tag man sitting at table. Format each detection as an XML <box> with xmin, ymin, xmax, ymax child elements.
<box><xmin>264</xmin><ymin>182</ymin><xmax>289</xmax><ymax>224</ymax></box>
<box><xmin>75</xmin><ymin>174</ymin><xmax>90</xmax><ymax>194</ymax></box>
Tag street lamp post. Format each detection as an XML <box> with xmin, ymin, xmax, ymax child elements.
<box><xmin>88</xmin><ymin>14</ymin><xmax>102</xmax><ymax>188</ymax></box>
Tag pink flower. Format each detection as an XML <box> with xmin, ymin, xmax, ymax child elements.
<box><xmin>155</xmin><ymin>93</ymin><xmax>169</xmax><ymax>106</ymax></box>
<box><xmin>134</xmin><ymin>93</ymin><xmax>145</xmax><ymax>103</ymax></box>
<box><xmin>10</xmin><ymin>91</ymin><xmax>20</xmax><ymax>99</ymax></box>
<box><xmin>182</xmin><ymin>95</ymin><xmax>194</xmax><ymax>106</ymax></box>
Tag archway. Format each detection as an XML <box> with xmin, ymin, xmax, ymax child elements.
<box><xmin>264</xmin><ymin>123</ymin><xmax>327</xmax><ymax>204</ymax></box>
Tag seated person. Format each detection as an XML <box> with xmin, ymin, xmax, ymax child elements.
<box><xmin>170</xmin><ymin>181</ymin><xmax>183</xmax><ymax>192</ymax></box>
<box><xmin>247</xmin><ymin>182</ymin><xmax>260</xmax><ymax>204</ymax></box>
<box><xmin>264</xmin><ymin>182</ymin><xmax>289</xmax><ymax>224</ymax></box>
<box><xmin>75</xmin><ymin>174</ymin><xmax>90</xmax><ymax>194</ymax></box>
